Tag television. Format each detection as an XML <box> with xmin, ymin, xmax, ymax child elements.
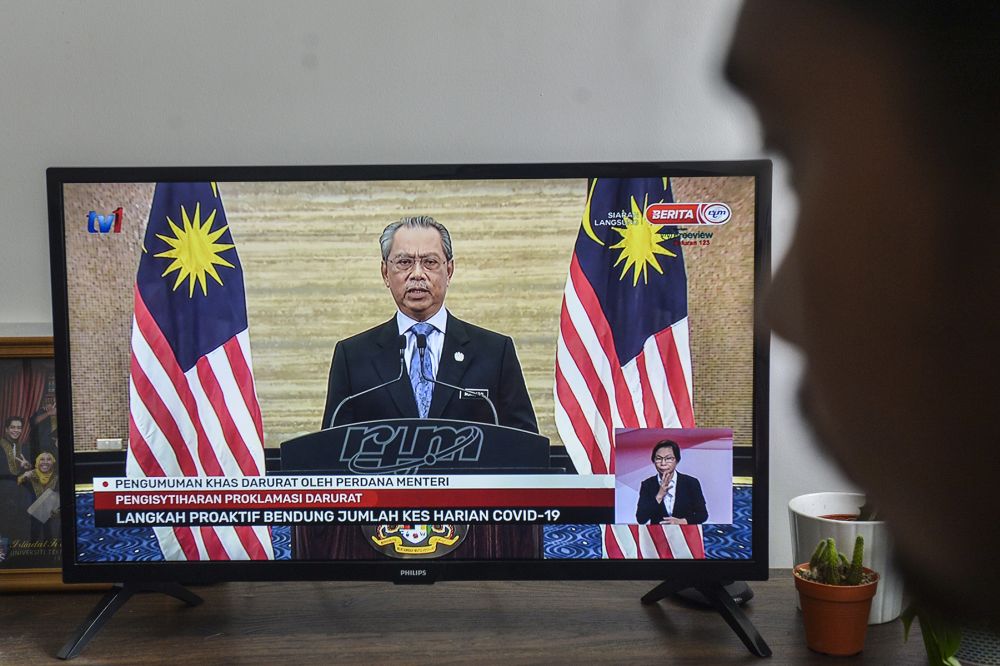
<box><xmin>46</xmin><ymin>162</ymin><xmax>771</xmax><ymax>656</ymax></box>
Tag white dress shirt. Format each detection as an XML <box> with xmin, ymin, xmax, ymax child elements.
<box><xmin>396</xmin><ymin>307</ymin><xmax>449</xmax><ymax>379</ymax></box>
<box><xmin>658</xmin><ymin>471</ymin><xmax>677</xmax><ymax>515</ymax></box>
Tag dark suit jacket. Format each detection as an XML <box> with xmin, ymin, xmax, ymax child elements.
<box><xmin>635</xmin><ymin>471</ymin><xmax>708</xmax><ymax>525</ymax></box>
<box><xmin>321</xmin><ymin>313</ymin><xmax>538</xmax><ymax>433</ymax></box>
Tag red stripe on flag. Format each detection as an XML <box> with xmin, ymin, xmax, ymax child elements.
<box><xmin>656</xmin><ymin>327</ymin><xmax>694</xmax><ymax>427</ymax></box>
<box><xmin>233</xmin><ymin>526</ymin><xmax>269</xmax><ymax>560</ymax></box>
<box><xmin>648</xmin><ymin>525</ymin><xmax>675</xmax><ymax>559</ymax></box>
<box><xmin>567</xmin><ymin>256</ymin><xmax>640</xmax><ymax>426</ymax></box>
<box><xmin>171</xmin><ymin>526</ymin><xmax>201</xmax><ymax>561</ymax></box>
<box><xmin>134</xmin><ymin>288</ymin><xmax>223</xmax><ymax>476</ymax></box>
<box><xmin>603</xmin><ymin>526</ymin><xmax>625</xmax><ymax>559</ymax></box>
<box><xmin>628</xmin><ymin>524</ymin><xmax>643</xmax><ymax>559</ymax></box>
<box><xmin>130</xmin><ymin>352</ymin><xmax>199</xmax><ymax>476</ymax></box>
<box><xmin>681</xmin><ymin>525</ymin><xmax>706</xmax><ymax>559</ymax></box>
<box><xmin>195</xmin><ymin>356</ymin><xmax>259</xmax><ymax>476</ymax></box>
<box><xmin>199</xmin><ymin>526</ymin><xmax>230</xmax><ymax>560</ymax></box>
<box><xmin>558</xmin><ymin>303</ymin><xmax>614</xmax><ymax>451</ymax></box>
<box><xmin>634</xmin><ymin>350</ymin><xmax>664</xmax><ymax>429</ymax></box>
<box><xmin>554</xmin><ymin>365</ymin><xmax>607</xmax><ymax>474</ymax></box>
<box><xmin>223</xmin><ymin>337</ymin><xmax>264</xmax><ymax>443</ymax></box>
<box><xmin>126</xmin><ymin>415</ymin><xmax>166</xmax><ymax>477</ymax></box>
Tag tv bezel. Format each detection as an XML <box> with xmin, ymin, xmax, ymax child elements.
<box><xmin>47</xmin><ymin>161</ymin><xmax>771</xmax><ymax>585</ymax></box>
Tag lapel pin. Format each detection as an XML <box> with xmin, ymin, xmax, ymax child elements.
<box><xmin>454</xmin><ymin>351</ymin><xmax>465</xmax><ymax>362</ymax></box>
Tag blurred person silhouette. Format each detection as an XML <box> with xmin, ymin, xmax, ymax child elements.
<box><xmin>725</xmin><ymin>1</ymin><xmax>999</xmax><ymax>622</ymax></box>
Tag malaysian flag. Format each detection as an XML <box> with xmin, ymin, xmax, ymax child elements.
<box><xmin>127</xmin><ymin>182</ymin><xmax>273</xmax><ymax>560</ymax></box>
<box><xmin>554</xmin><ymin>177</ymin><xmax>702</xmax><ymax>559</ymax></box>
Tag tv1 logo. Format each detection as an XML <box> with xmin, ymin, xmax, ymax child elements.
<box><xmin>645</xmin><ymin>202</ymin><xmax>731</xmax><ymax>226</ymax></box>
<box><xmin>87</xmin><ymin>207</ymin><xmax>123</xmax><ymax>234</ymax></box>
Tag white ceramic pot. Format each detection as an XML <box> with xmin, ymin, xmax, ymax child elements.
<box><xmin>789</xmin><ymin>492</ymin><xmax>903</xmax><ymax>624</ymax></box>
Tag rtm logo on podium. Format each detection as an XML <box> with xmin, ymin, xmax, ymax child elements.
<box><xmin>87</xmin><ymin>207</ymin><xmax>123</xmax><ymax>234</ymax></box>
<box><xmin>341</xmin><ymin>424</ymin><xmax>485</xmax><ymax>474</ymax></box>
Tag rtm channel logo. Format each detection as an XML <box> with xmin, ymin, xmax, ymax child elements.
<box><xmin>87</xmin><ymin>207</ymin><xmax>123</xmax><ymax>234</ymax></box>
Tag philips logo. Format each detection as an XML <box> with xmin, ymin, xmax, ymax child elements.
<box><xmin>395</xmin><ymin>567</ymin><xmax>435</xmax><ymax>584</ymax></box>
<box><xmin>87</xmin><ymin>207</ymin><xmax>123</xmax><ymax>234</ymax></box>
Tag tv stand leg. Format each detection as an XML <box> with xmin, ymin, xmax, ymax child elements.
<box><xmin>641</xmin><ymin>580</ymin><xmax>772</xmax><ymax>658</ymax></box>
<box><xmin>640</xmin><ymin>578</ymin><xmax>686</xmax><ymax>605</ymax></box>
<box><xmin>57</xmin><ymin>583</ymin><xmax>203</xmax><ymax>660</ymax></box>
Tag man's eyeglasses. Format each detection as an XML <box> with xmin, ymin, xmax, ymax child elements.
<box><xmin>654</xmin><ymin>456</ymin><xmax>677</xmax><ymax>463</ymax></box>
<box><xmin>388</xmin><ymin>256</ymin><xmax>445</xmax><ymax>273</ymax></box>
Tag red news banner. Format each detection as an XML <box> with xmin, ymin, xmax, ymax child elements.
<box><xmin>92</xmin><ymin>475</ymin><xmax>615</xmax><ymax>527</ymax></box>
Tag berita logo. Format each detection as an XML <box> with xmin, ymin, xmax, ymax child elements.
<box><xmin>87</xmin><ymin>207</ymin><xmax>123</xmax><ymax>234</ymax></box>
<box><xmin>645</xmin><ymin>202</ymin><xmax>731</xmax><ymax>226</ymax></box>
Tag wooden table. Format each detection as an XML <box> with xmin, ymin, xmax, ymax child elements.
<box><xmin>0</xmin><ymin>570</ymin><xmax>923</xmax><ymax>664</ymax></box>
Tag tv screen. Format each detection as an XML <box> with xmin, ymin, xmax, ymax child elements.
<box><xmin>46</xmin><ymin>162</ymin><xmax>769</xmax><ymax>584</ymax></box>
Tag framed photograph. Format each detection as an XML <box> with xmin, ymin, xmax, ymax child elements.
<box><xmin>0</xmin><ymin>336</ymin><xmax>62</xmax><ymax>590</ymax></box>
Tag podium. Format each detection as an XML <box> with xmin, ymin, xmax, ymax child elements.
<box><xmin>280</xmin><ymin>419</ymin><xmax>553</xmax><ymax>560</ymax></box>
<box><xmin>281</xmin><ymin>418</ymin><xmax>551</xmax><ymax>474</ymax></box>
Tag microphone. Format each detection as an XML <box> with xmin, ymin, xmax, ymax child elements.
<box><xmin>327</xmin><ymin>335</ymin><xmax>406</xmax><ymax>428</ymax></box>
<box><xmin>415</xmin><ymin>333</ymin><xmax>499</xmax><ymax>426</ymax></box>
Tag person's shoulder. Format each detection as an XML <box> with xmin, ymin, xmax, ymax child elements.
<box><xmin>448</xmin><ymin>314</ymin><xmax>512</xmax><ymax>345</ymax></box>
<box><xmin>336</xmin><ymin>319</ymin><xmax>396</xmax><ymax>349</ymax></box>
<box><xmin>677</xmin><ymin>471</ymin><xmax>702</xmax><ymax>486</ymax></box>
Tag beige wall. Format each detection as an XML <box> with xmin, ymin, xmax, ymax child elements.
<box><xmin>63</xmin><ymin>184</ymin><xmax>152</xmax><ymax>453</ymax></box>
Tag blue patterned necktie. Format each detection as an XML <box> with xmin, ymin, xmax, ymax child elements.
<box><xmin>409</xmin><ymin>322</ymin><xmax>435</xmax><ymax>418</ymax></box>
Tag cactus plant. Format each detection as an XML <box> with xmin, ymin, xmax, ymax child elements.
<box><xmin>846</xmin><ymin>535</ymin><xmax>864</xmax><ymax>585</ymax></box>
<box><xmin>794</xmin><ymin>535</ymin><xmax>879</xmax><ymax>656</ymax></box>
<box><xmin>800</xmin><ymin>536</ymin><xmax>868</xmax><ymax>586</ymax></box>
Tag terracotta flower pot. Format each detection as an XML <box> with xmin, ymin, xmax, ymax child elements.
<box><xmin>793</xmin><ymin>564</ymin><xmax>880</xmax><ymax>656</ymax></box>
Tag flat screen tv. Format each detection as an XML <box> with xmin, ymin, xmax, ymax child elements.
<box><xmin>46</xmin><ymin>161</ymin><xmax>771</xmax><ymax>655</ymax></box>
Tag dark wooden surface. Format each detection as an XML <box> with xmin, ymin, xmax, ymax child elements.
<box><xmin>0</xmin><ymin>570</ymin><xmax>924</xmax><ymax>664</ymax></box>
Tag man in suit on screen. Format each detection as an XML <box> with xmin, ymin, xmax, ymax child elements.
<box><xmin>635</xmin><ymin>439</ymin><xmax>708</xmax><ymax>525</ymax></box>
<box><xmin>321</xmin><ymin>215</ymin><xmax>538</xmax><ymax>433</ymax></box>
<box><xmin>2</xmin><ymin>417</ymin><xmax>30</xmax><ymax>477</ymax></box>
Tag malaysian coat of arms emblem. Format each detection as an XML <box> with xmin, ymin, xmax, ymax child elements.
<box><xmin>362</xmin><ymin>524</ymin><xmax>468</xmax><ymax>558</ymax></box>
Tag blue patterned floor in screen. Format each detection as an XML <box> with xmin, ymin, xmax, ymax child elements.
<box><xmin>74</xmin><ymin>493</ymin><xmax>292</xmax><ymax>561</ymax></box>
<box><xmin>542</xmin><ymin>485</ymin><xmax>753</xmax><ymax>559</ymax></box>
